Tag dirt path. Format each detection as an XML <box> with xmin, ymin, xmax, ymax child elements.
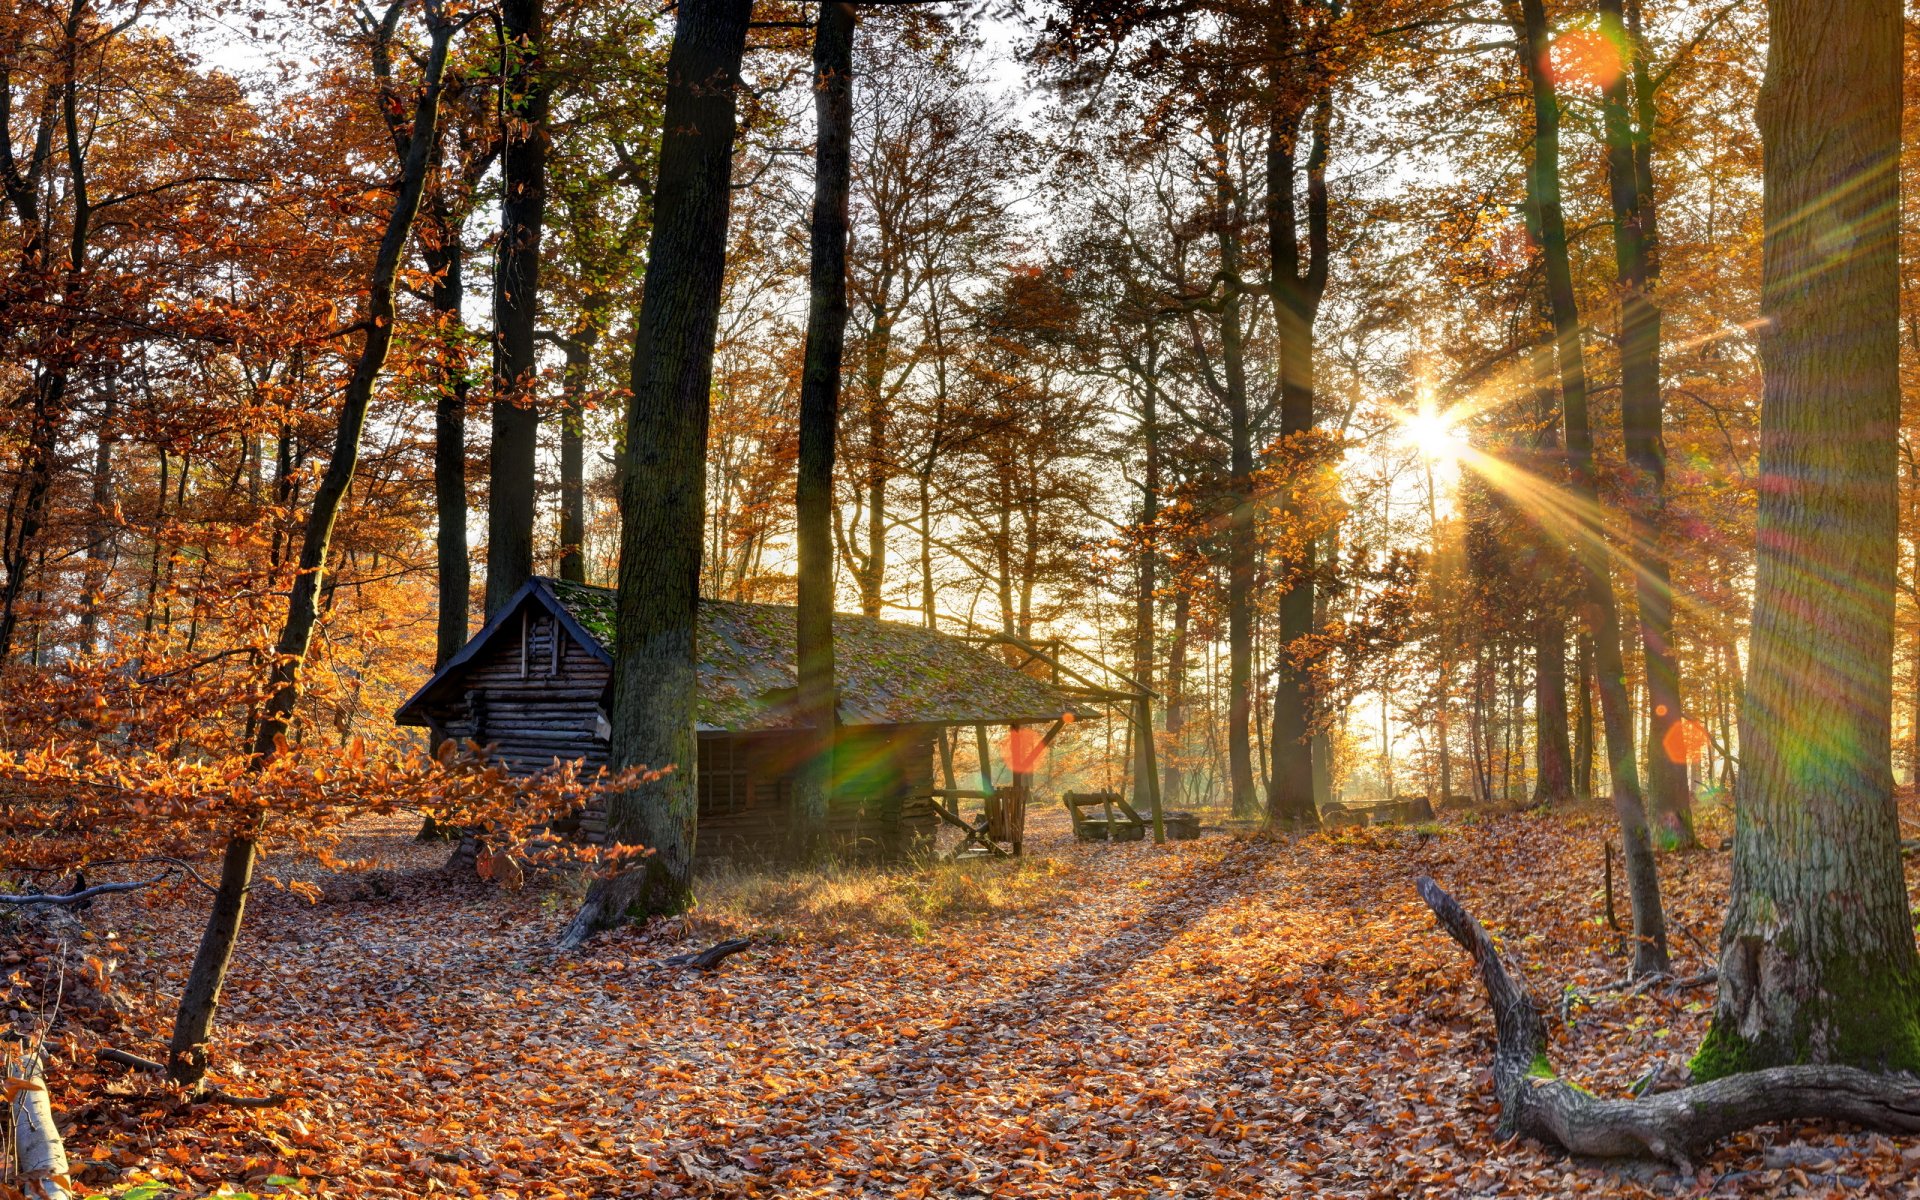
<box><xmin>50</xmin><ymin>809</ymin><xmax>1917</xmax><ymax>1198</ymax></box>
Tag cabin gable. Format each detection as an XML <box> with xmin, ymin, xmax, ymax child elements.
<box><xmin>400</xmin><ymin>591</ymin><xmax>613</xmax><ymax>777</ymax></box>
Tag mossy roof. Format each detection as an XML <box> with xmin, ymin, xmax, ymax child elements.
<box><xmin>537</xmin><ymin>577</ymin><xmax>1089</xmax><ymax>731</ymax></box>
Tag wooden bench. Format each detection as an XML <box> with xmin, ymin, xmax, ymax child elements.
<box><xmin>1063</xmin><ymin>791</ymin><xmax>1201</xmax><ymax>842</ymax></box>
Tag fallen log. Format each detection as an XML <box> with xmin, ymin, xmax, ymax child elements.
<box><xmin>1417</xmin><ymin>875</ymin><xmax>1920</xmax><ymax>1171</ymax></box>
<box><xmin>663</xmin><ymin>938</ymin><xmax>752</xmax><ymax>971</ymax></box>
<box><xmin>9</xmin><ymin>1047</ymin><xmax>71</xmax><ymax>1200</ymax></box>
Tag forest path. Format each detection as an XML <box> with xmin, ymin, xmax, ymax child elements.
<box><xmin>64</xmin><ymin>805</ymin><xmax>1909</xmax><ymax>1198</ymax></box>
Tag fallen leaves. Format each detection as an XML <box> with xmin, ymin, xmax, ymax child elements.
<box><xmin>15</xmin><ymin>802</ymin><xmax>1920</xmax><ymax>1198</ymax></box>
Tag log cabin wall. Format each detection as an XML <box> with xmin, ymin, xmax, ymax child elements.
<box><xmin>416</xmin><ymin>597</ymin><xmax>940</xmax><ymax>862</ymax></box>
<box><xmin>429</xmin><ymin>608</ymin><xmax>612</xmax><ymax>777</ymax></box>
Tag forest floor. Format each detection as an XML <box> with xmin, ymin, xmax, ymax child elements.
<box><xmin>18</xmin><ymin>799</ymin><xmax>1920</xmax><ymax>1199</ymax></box>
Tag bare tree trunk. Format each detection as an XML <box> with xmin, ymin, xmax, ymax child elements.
<box><xmin>1265</xmin><ymin>86</ymin><xmax>1330</xmax><ymax>833</ymax></box>
<box><xmin>556</xmin><ymin>293</ymin><xmax>605</xmax><ymax>585</ymax></box>
<box><xmin>1515</xmin><ymin>0</ymin><xmax>1667</xmax><ymax>975</ymax></box>
<box><xmin>1163</xmin><ymin>584</ymin><xmax>1190</xmax><ymax>802</ymax></box>
<box><xmin>484</xmin><ymin>0</ymin><xmax>548</xmax><ymax>616</ymax></box>
<box><xmin>564</xmin><ymin>0</ymin><xmax>753</xmax><ymax>942</ymax></box>
<box><xmin>1529</xmin><ymin>335</ymin><xmax>1574</xmax><ymax>804</ymax></box>
<box><xmin>1601</xmin><ymin>0</ymin><xmax>1692</xmax><ymax>849</ymax></box>
<box><xmin>793</xmin><ymin>0</ymin><xmax>855</xmax><ymax>859</ymax></box>
<box><xmin>1575</xmin><ymin>632</ymin><xmax>1596</xmax><ymax>800</ymax></box>
<box><xmin>424</xmin><ymin>196</ymin><xmax>471</xmax><ymax>665</ymax></box>
<box><xmin>1700</xmin><ymin>0</ymin><xmax>1920</xmax><ymax>1077</ymax></box>
<box><xmin>167</xmin><ymin>12</ymin><xmax>455</xmax><ymax>1084</ymax></box>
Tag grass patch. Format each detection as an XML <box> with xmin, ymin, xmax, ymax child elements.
<box><xmin>689</xmin><ymin>853</ymin><xmax>1078</xmax><ymax>943</ymax></box>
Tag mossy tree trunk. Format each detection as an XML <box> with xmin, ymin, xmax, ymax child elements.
<box><xmin>1700</xmin><ymin>0</ymin><xmax>1920</xmax><ymax>1078</ymax></box>
<box><xmin>562</xmin><ymin>0</ymin><xmax>753</xmax><ymax>944</ymax></box>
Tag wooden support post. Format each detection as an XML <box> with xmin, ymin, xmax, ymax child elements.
<box><xmin>974</xmin><ymin>723</ymin><xmax>993</xmax><ymax>795</ymax></box>
<box><xmin>1136</xmin><ymin>694</ymin><xmax>1165</xmax><ymax>844</ymax></box>
<box><xmin>938</xmin><ymin>726</ymin><xmax>957</xmax><ymax>792</ymax></box>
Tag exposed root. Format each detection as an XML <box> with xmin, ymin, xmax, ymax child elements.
<box><xmin>663</xmin><ymin>937</ymin><xmax>752</xmax><ymax>971</ymax></box>
<box><xmin>1418</xmin><ymin>875</ymin><xmax>1920</xmax><ymax>1171</ymax></box>
<box><xmin>94</xmin><ymin>1046</ymin><xmax>290</xmax><ymax>1106</ymax></box>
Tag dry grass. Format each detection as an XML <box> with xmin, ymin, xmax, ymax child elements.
<box><xmin>687</xmin><ymin>851</ymin><xmax>1080</xmax><ymax>943</ymax></box>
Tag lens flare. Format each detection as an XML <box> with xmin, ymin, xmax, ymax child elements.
<box><xmin>1398</xmin><ymin>408</ymin><xmax>1464</xmax><ymax>461</ymax></box>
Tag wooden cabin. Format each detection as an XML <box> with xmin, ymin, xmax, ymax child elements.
<box><xmin>394</xmin><ymin>577</ymin><xmax>1088</xmax><ymax>862</ymax></box>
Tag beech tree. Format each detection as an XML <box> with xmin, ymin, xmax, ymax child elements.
<box><xmin>563</xmin><ymin>0</ymin><xmax>754</xmax><ymax>939</ymax></box>
<box><xmin>794</xmin><ymin>0</ymin><xmax>857</xmax><ymax>854</ymax></box>
<box><xmin>484</xmin><ymin>0</ymin><xmax>550</xmax><ymax>616</ymax></box>
<box><xmin>1698</xmin><ymin>0</ymin><xmax>1920</xmax><ymax>1076</ymax></box>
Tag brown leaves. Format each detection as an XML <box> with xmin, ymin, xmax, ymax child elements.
<box><xmin>22</xmin><ymin>802</ymin><xmax>1920</xmax><ymax>1198</ymax></box>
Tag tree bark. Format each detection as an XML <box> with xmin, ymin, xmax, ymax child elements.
<box><xmin>1701</xmin><ymin>0</ymin><xmax>1920</xmax><ymax>1077</ymax></box>
<box><xmin>164</xmin><ymin>12</ymin><xmax>455</xmax><ymax>1086</ymax></box>
<box><xmin>1528</xmin><ymin>333</ymin><xmax>1574</xmax><ymax>805</ymax></box>
<box><xmin>1600</xmin><ymin>0</ymin><xmax>1691</xmax><ymax>848</ymax></box>
<box><xmin>485</xmin><ymin>0</ymin><xmax>549</xmax><ymax>616</ymax></box>
<box><xmin>1574</xmin><ymin>631</ymin><xmax>1596</xmax><ymax>800</ymax></box>
<box><xmin>793</xmin><ymin>0</ymin><xmax>855</xmax><ymax>859</ymax></box>
<box><xmin>424</xmin><ymin>190</ymin><xmax>470</xmax><ymax>665</ymax></box>
<box><xmin>564</xmin><ymin>0</ymin><xmax>753</xmax><ymax>944</ymax></box>
<box><xmin>8</xmin><ymin>1046</ymin><xmax>70</xmax><ymax>1200</ymax></box>
<box><xmin>557</xmin><ymin>293</ymin><xmax>605</xmax><ymax>585</ymax></box>
<box><xmin>1265</xmin><ymin>86</ymin><xmax>1330</xmax><ymax>834</ymax></box>
<box><xmin>1163</xmin><ymin>583</ymin><xmax>1190</xmax><ymax>803</ymax></box>
<box><xmin>1514</xmin><ymin>0</ymin><xmax>1667</xmax><ymax>976</ymax></box>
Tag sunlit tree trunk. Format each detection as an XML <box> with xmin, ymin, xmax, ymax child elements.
<box><xmin>794</xmin><ymin>0</ymin><xmax>855</xmax><ymax>858</ymax></box>
<box><xmin>1515</xmin><ymin>0</ymin><xmax>1668</xmax><ymax>974</ymax></box>
<box><xmin>1600</xmin><ymin>0</ymin><xmax>1691</xmax><ymax>847</ymax></box>
<box><xmin>1574</xmin><ymin>632</ymin><xmax>1596</xmax><ymax>800</ymax></box>
<box><xmin>1700</xmin><ymin>0</ymin><xmax>1920</xmax><ymax>1077</ymax></box>
<box><xmin>1163</xmin><ymin>584</ymin><xmax>1190</xmax><ymax>803</ymax></box>
<box><xmin>1528</xmin><ymin>334</ymin><xmax>1574</xmax><ymax>804</ymax></box>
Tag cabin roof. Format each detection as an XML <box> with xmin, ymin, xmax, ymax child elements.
<box><xmin>395</xmin><ymin>576</ymin><xmax>1093</xmax><ymax>733</ymax></box>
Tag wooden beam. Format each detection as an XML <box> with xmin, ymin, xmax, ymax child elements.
<box><xmin>937</xmin><ymin>727</ymin><xmax>957</xmax><ymax>792</ymax></box>
<box><xmin>974</xmin><ymin>723</ymin><xmax>993</xmax><ymax>794</ymax></box>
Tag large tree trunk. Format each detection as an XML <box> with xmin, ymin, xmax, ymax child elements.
<box><xmin>1601</xmin><ymin>0</ymin><xmax>1692</xmax><ymax>849</ymax></box>
<box><xmin>167</xmin><ymin>15</ymin><xmax>454</xmax><ymax>1086</ymax></box>
<box><xmin>484</xmin><ymin>0</ymin><xmax>548</xmax><ymax>616</ymax></box>
<box><xmin>1700</xmin><ymin>0</ymin><xmax>1920</xmax><ymax>1077</ymax></box>
<box><xmin>1515</xmin><ymin>0</ymin><xmax>1668</xmax><ymax>976</ymax></box>
<box><xmin>1264</xmin><ymin>83</ymin><xmax>1330</xmax><ymax>834</ymax></box>
<box><xmin>793</xmin><ymin>0</ymin><xmax>855</xmax><ymax>859</ymax></box>
<box><xmin>563</xmin><ymin>0</ymin><xmax>753</xmax><ymax>944</ymax></box>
